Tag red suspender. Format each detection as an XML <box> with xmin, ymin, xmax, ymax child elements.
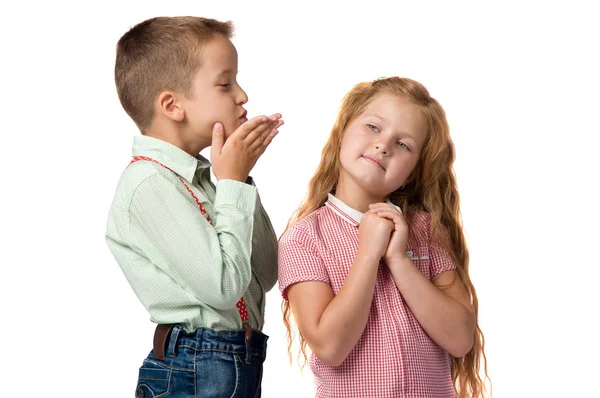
<box><xmin>129</xmin><ymin>156</ymin><xmax>251</xmax><ymax>333</ymax></box>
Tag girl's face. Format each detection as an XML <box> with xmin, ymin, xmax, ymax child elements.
<box><xmin>338</xmin><ymin>93</ymin><xmax>429</xmax><ymax>199</ymax></box>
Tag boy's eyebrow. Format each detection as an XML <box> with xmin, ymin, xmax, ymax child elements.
<box><xmin>215</xmin><ymin>69</ymin><xmax>237</xmax><ymax>77</ymax></box>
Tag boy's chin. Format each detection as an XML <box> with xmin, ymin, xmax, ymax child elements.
<box><xmin>223</xmin><ymin>120</ymin><xmax>243</xmax><ymax>137</ymax></box>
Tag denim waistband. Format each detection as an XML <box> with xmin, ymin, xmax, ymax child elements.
<box><xmin>165</xmin><ymin>326</ymin><xmax>268</xmax><ymax>361</ymax></box>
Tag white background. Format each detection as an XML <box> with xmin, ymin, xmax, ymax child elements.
<box><xmin>1</xmin><ymin>1</ymin><xmax>599</xmax><ymax>397</ymax></box>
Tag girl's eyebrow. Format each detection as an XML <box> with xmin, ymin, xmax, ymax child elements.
<box><xmin>370</xmin><ymin>114</ymin><xmax>386</xmax><ymax>122</ymax></box>
<box><xmin>368</xmin><ymin>114</ymin><xmax>413</xmax><ymax>138</ymax></box>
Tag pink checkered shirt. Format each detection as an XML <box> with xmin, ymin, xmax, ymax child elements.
<box><xmin>278</xmin><ymin>194</ymin><xmax>457</xmax><ymax>397</ymax></box>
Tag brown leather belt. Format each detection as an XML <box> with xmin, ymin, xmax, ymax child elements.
<box><xmin>153</xmin><ymin>324</ymin><xmax>175</xmax><ymax>361</ymax></box>
<box><xmin>152</xmin><ymin>323</ymin><xmax>253</xmax><ymax>361</ymax></box>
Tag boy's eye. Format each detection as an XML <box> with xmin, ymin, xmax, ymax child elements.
<box><xmin>367</xmin><ymin>124</ymin><xmax>379</xmax><ymax>132</ymax></box>
<box><xmin>218</xmin><ymin>84</ymin><xmax>231</xmax><ymax>88</ymax></box>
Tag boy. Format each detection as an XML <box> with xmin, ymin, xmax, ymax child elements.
<box><xmin>106</xmin><ymin>16</ymin><xmax>282</xmax><ymax>397</ymax></box>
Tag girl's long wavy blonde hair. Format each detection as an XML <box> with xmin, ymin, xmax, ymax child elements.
<box><xmin>283</xmin><ymin>77</ymin><xmax>491</xmax><ymax>397</ymax></box>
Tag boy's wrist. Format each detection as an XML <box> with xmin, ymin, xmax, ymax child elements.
<box><xmin>215</xmin><ymin>179</ymin><xmax>258</xmax><ymax>214</ymax></box>
<box><xmin>215</xmin><ymin>173</ymin><xmax>248</xmax><ymax>182</ymax></box>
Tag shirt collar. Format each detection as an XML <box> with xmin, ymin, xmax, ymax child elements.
<box><xmin>132</xmin><ymin>135</ymin><xmax>209</xmax><ymax>183</ymax></box>
<box><xmin>325</xmin><ymin>193</ymin><xmax>402</xmax><ymax>227</ymax></box>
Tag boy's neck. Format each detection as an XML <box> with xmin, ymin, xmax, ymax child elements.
<box><xmin>144</xmin><ymin>119</ymin><xmax>209</xmax><ymax>157</ymax></box>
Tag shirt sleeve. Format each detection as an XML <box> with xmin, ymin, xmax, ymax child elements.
<box><xmin>250</xmin><ymin>193</ymin><xmax>279</xmax><ymax>293</ymax></box>
<box><xmin>129</xmin><ymin>173</ymin><xmax>257</xmax><ymax>310</ymax></box>
<box><xmin>428</xmin><ymin>220</ymin><xmax>457</xmax><ymax>278</ymax></box>
<box><xmin>278</xmin><ymin>222</ymin><xmax>329</xmax><ymax>300</ymax></box>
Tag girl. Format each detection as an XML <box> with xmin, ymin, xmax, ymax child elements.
<box><xmin>278</xmin><ymin>77</ymin><xmax>489</xmax><ymax>397</ymax></box>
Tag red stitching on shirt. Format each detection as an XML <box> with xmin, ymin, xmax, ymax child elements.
<box><xmin>129</xmin><ymin>156</ymin><xmax>249</xmax><ymax>323</ymax></box>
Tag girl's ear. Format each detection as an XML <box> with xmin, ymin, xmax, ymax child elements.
<box><xmin>403</xmin><ymin>173</ymin><xmax>416</xmax><ymax>188</ymax></box>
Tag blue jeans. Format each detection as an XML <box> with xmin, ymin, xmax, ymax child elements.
<box><xmin>135</xmin><ymin>327</ymin><xmax>268</xmax><ymax>398</ymax></box>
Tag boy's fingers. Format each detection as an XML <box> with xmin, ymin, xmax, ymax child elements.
<box><xmin>258</xmin><ymin>128</ymin><xmax>280</xmax><ymax>151</ymax></box>
<box><xmin>250</xmin><ymin>119</ymin><xmax>282</xmax><ymax>152</ymax></box>
<box><xmin>249</xmin><ymin>119</ymin><xmax>283</xmax><ymax>150</ymax></box>
<box><xmin>272</xmin><ymin>119</ymin><xmax>284</xmax><ymax>132</ymax></box>
<box><xmin>243</xmin><ymin>119</ymin><xmax>277</xmax><ymax>144</ymax></box>
<box><xmin>210</xmin><ymin>123</ymin><xmax>224</xmax><ymax>158</ymax></box>
<box><xmin>241</xmin><ymin>113</ymin><xmax>282</xmax><ymax>145</ymax></box>
<box><xmin>233</xmin><ymin>115</ymin><xmax>269</xmax><ymax>140</ymax></box>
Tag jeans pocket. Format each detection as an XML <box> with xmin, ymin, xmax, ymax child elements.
<box><xmin>196</xmin><ymin>350</ymin><xmax>241</xmax><ymax>398</ymax></box>
<box><xmin>136</xmin><ymin>360</ymin><xmax>171</xmax><ymax>398</ymax></box>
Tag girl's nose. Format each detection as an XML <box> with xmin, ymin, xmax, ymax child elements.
<box><xmin>375</xmin><ymin>144</ymin><xmax>388</xmax><ymax>156</ymax></box>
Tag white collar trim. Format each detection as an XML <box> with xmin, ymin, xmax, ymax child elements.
<box><xmin>325</xmin><ymin>193</ymin><xmax>401</xmax><ymax>226</ymax></box>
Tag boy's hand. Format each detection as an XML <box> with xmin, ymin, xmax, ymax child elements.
<box><xmin>211</xmin><ymin>114</ymin><xmax>283</xmax><ymax>182</ymax></box>
<box><xmin>368</xmin><ymin>203</ymin><xmax>409</xmax><ymax>263</ymax></box>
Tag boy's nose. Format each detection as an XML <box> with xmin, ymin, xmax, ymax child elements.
<box><xmin>237</xmin><ymin>86</ymin><xmax>248</xmax><ymax>104</ymax></box>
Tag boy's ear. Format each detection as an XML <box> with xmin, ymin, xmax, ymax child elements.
<box><xmin>157</xmin><ymin>91</ymin><xmax>185</xmax><ymax>122</ymax></box>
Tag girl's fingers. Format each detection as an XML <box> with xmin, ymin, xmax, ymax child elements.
<box><xmin>369</xmin><ymin>203</ymin><xmax>402</xmax><ymax>214</ymax></box>
<box><xmin>371</xmin><ymin>210</ymin><xmax>402</xmax><ymax>224</ymax></box>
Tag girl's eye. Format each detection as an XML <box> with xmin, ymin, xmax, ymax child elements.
<box><xmin>367</xmin><ymin>124</ymin><xmax>379</xmax><ymax>132</ymax></box>
<box><xmin>219</xmin><ymin>84</ymin><xmax>231</xmax><ymax>89</ymax></box>
<box><xmin>396</xmin><ymin>141</ymin><xmax>410</xmax><ymax>150</ymax></box>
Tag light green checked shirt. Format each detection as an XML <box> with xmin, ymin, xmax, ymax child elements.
<box><xmin>106</xmin><ymin>135</ymin><xmax>278</xmax><ymax>332</ymax></box>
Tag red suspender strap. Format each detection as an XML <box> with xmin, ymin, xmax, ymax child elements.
<box><xmin>129</xmin><ymin>156</ymin><xmax>251</xmax><ymax>335</ymax></box>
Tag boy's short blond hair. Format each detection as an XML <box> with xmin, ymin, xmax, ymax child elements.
<box><xmin>115</xmin><ymin>16</ymin><xmax>234</xmax><ymax>131</ymax></box>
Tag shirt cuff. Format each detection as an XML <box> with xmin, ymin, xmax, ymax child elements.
<box><xmin>215</xmin><ymin>179</ymin><xmax>258</xmax><ymax>214</ymax></box>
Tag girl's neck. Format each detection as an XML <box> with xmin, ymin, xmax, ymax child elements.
<box><xmin>335</xmin><ymin>177</ymin><xmax>385</xmax><ymax>213</ymax></box>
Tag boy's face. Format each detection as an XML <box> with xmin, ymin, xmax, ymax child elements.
<box><xmin>181</xmin><ymin>34</ymin><xmax>248</xmax><ymax>145</ymax></box>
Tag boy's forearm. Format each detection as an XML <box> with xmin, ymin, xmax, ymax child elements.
<box><xmin>129</xmin><ymin>175</ymin><xmax>256</xmax><ymax>310</ymax></box>
<box><xmin>210</xmin><ymin>179</ymin><xmax>260</xmax><ymax>303</ymax></box>
<box><xmin>387</xmin><ymin>257</ymin><xmax>475</xmax><ymax>357</ymax></box>
<box><xmin>251</xmin><ymin>204</ymin><xmax>279</xmax><ymax>291</ymax></box>
<box><xmin>241</xmin><ymin>184</ymin><xmax>278</xmax><ymax>291</ymax></box>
